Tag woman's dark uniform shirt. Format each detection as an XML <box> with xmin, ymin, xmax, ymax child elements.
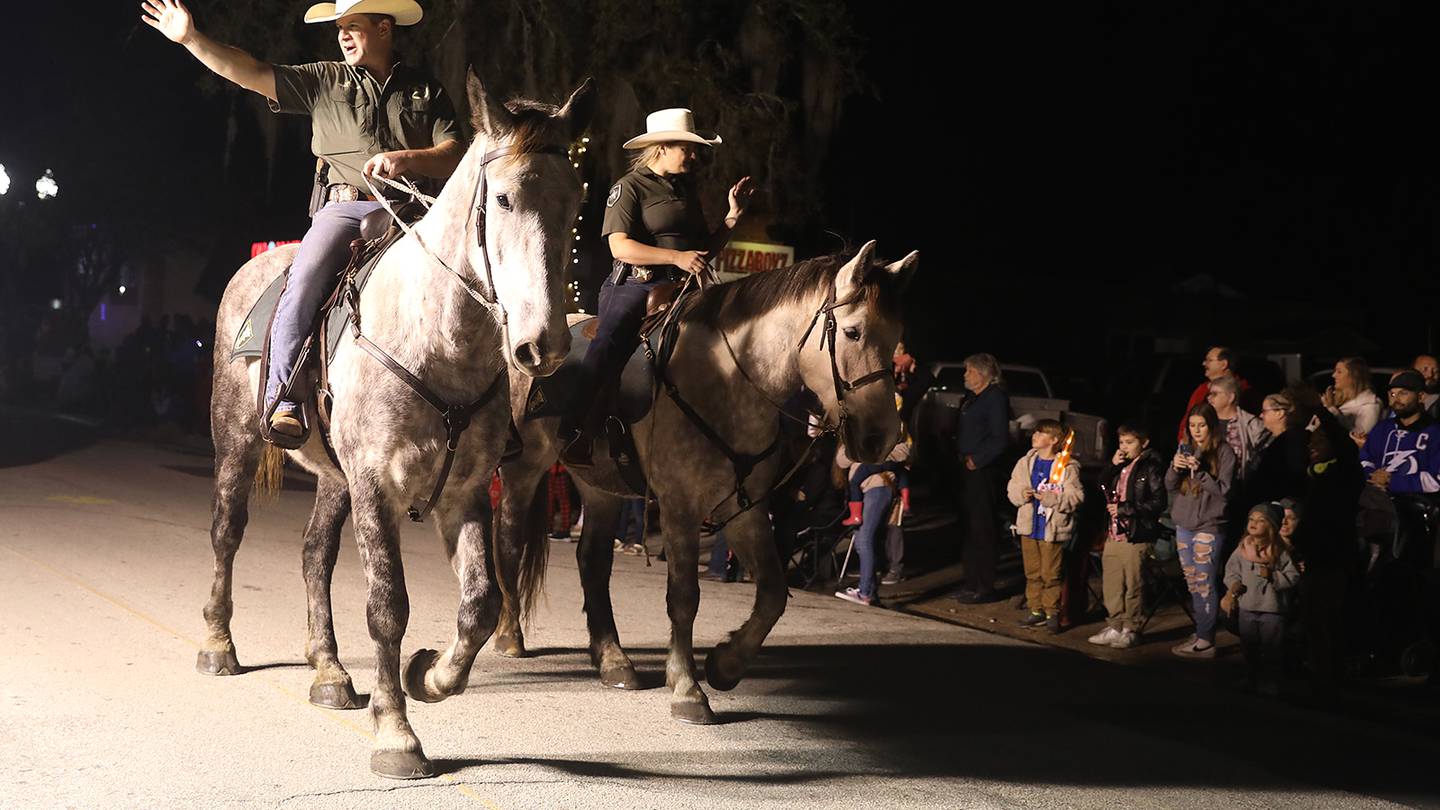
<box><xmin>601</xmin><ymin>167</ymin><xmax>710</xmax><ymax>254</ymax></box>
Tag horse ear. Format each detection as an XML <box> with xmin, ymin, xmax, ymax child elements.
<box><xmin>467</xmin><ymin>67</ymin><xmax>513</xmax><ymax>138</ymax></box>
<box><xmin>557</xmin><ymin>77</ymin><xmax>597</xmax><ymax>141</ymax></box>
<box><xmin>883</xmin><ymin>250</ymin><xmax>919</xmax><ymax>292</ymax></box>
<box><xmin>835</xmin><ymin>239</ymin><xmax>878</xmax><ymax>302</ymax></box>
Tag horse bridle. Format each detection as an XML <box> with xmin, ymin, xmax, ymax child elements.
<box><xmin>795</xmin><ymin>283</ymin><xmax>894</xmax><ymax>432</ymax></box>
<box><xmin>351</xmin><ymin>142</ymin><xmax>571</xmax><ymax>521</ymax></box>
<box><xmin>365</xmin><ymin>143</ymin><xmax>570</xmax><ymax>346</ymax></box>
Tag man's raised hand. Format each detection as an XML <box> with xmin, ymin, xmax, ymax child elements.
<box><xmin>141</xmin><ymin>0</ymin><xmax>195</xmax><ymax>45</ymax></box>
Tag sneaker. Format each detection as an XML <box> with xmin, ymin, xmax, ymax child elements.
<box><xmin>1111</xmin><ymin>629</ymin><xmax>1139</xmax><ymax>649</ymax></box>
<box><xmin>880</xmin><ymin>570</ymin><xmax>903</xmax><ymax>585</ymax></box>
<box><xmin>834</xmin><ymin>587</ymin><xmax>873</xmax><ymax>606</ymax></box>
<box><xmin>270</xmin><ymin>403</ymin><xmax>303</xmax><ymax>437</ymax></box>
<box><xmin>1088</xmin><ymin>627</ymin><xmax>1121</xmax><ymax>646</ymax></box>
<box><xmin>1173</xmin><ymin>639</ymin><xmax>1216</xmax><ymax>659</ymax></box>
<box><xmin>1018</xmin><ymin>611</ymin><xmax>1047</xmax><ymax>628</ymax></box>
<box><xmin>1171</xmin><ymin>635</ymin><xmax>1199</xmax><ymax>654</ymax></box>
<box><xmin>1045</xmin><ymin>615</ymin><xmax>1062</xmax><ymax>634</ymax></box>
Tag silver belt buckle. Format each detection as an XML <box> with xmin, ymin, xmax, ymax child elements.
<box><xmin>327</xmin><ymin>184</ymin><xmax>360</xmax><ymax>203</ymax></box>
<box><xmin>633</xmin><ymin>267</ymin><xmax>653</xmax><ymax>282</ymax></box>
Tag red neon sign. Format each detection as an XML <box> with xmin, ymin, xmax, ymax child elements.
<box><xmin>250</xmin><ymin>240</ymin><xmax>302</xmax><ymax>258</ymax></box>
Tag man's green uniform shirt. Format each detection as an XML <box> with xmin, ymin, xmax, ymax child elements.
<box><xmin>269</xmin><ymin>61</ymin><xmax>460</xmax><ymax>193</ymax></box>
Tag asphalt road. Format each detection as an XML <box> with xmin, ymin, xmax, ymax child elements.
<box><xmin>1</xmin><ymin>413</ymin><xmax>1437</xmax><ymax>809</ymax></box>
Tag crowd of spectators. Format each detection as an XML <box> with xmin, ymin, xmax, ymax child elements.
<box><xmin>934</xmin><ymin>344</ymin><xmax>1440</xmax><ymax>695</ymax></box>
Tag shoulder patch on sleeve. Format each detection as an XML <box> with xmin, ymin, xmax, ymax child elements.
<box><xmin>606</xmin><ymin>183</ymin><xmax>623</xmax><ymax>208</ymax></box>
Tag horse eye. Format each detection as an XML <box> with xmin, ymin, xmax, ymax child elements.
<box><xmin>496</xmin><ymin>193</ymin><xmax>512</xmax><ymax>210</ymax></box>
<box><xmin>843</xmin><ymin>326</ymin><xmax>861</xmax><ymax>341</ymax></box>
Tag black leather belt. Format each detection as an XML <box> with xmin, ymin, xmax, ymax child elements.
<box><xmin>612</xmin><ymin>261</ymin><xmax>680</xmax><ymax>285</ymax></box>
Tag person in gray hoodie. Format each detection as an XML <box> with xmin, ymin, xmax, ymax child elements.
<box><xmin>1222</xmin><ymin>502</ymin><xmax>1300</xmax><ymax>695</ymax></box>
<box><xmin>1165</xmin><ymin>402</ymin><xmax>1237</xmax><ymax>658</ymax></box>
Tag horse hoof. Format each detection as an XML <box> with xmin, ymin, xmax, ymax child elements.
<box><xmin>402</xmin><ymin>648</ymin><xmax>445</xmax><ymax>703</ymax></box>
<box><xmin>671</xmin><ymin>699</ymin><xmax>718</xmax><ymax>725</ymax></box>
<box><xmin>600</xmin><ymin>664</ymin><xmax>642</xmax><ymax>690</ymax></box>
<box><xmin>704</xmin><ymin>650</ymin><xmax>743</xmax><ymax>692</ymax></box>
<box><xmin>370</xmin><ymin>750</ymin><xmax>436</xmax><ymax>780</ymax></box>
<box><xmin>309</xmin><ymin>680</ymin><xmax>361</xmax><ymax>710</ymax></box>
<box><xmin>493</xmin><ymin>634</ymin><xmax>527</xmax><ymax>658</ymax></box>
<box><xmin>196</xmin><ymin>649</ymin><xmax>240</xmax><ymax>676</ymax></box>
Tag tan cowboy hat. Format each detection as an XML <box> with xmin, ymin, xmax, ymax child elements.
<box><xmin>303</xmin><ymin>0</ymin><xmax>423</xmax><ymax>26</ymax></box>
<box><xmin>621</xmin><ymin>109</ymin><xmax>723</xmax><ymax>150</ymax></box>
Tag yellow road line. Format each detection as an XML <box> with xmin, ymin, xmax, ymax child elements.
<box><xmin>0</xmin><ymin>543</ymin><xmax>501</xmax><ymax>807</ymax></box>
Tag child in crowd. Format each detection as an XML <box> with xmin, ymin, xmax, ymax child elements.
<box><xmin>1089</xmin><ymin>424</ymin><xmax>1167</xmax><ymax>649</ymax></box>
<box><xmin>842</xmin><ymin>397</ymin><xmax>912</xmax><ymax>526</ymax></box>
<box><xmin>1166</xmin><ymin>402</ymin><xmax>1237</xmax><ymax>658</ymax></box>
<box><xmin>1007</xmin><ymin>419</ymin><xmax>1084</xmax><ymax>633</ymax></box>
<box><xmin>1222</xmin><ymin>503</ymin><xmax>1300</xmax><ymax>694</ymax></box>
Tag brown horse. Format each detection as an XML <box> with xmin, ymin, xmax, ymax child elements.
<box><xmin>491</xmin><ymin>240</ymin><xmax>917</xmax><ymax>723</ymax></box>
<box><xmin>200</xmin><ymin>74</ymin><xmax>592</xmax><ymax>779</ymax></box>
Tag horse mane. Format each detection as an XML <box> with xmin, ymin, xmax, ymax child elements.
<box><xmin>684</xmin><ymin>252</ymin><xmax>905</xmax><ymax>330</ymax></box>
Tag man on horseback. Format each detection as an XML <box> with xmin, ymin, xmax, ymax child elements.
<box><xmin>142</xmin><ymin>0</ymin><xmax>463</xmax><ymax>438</ymax></box>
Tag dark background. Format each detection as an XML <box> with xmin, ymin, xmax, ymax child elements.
<box><xmin>5</xmin><ymin>3</ymin><xmax>1438</xmax><ymax>416</ymax></box>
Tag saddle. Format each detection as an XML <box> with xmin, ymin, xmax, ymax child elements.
<box><xmin>524</xmin><ymin>281</ymin><xmax>692</xmax><ymax>494</ymax></box>
<box><xmin>231</xmin><ymin>203</ymin><xmax>424</xmax><ymax>450</ymax></box>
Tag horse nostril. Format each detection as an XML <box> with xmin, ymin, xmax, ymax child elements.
<box><xmin>515</xmin><ymin>341</ymin><xmax>542</xmax><ymax>369</ymax></box>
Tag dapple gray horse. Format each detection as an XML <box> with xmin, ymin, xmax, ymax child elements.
<box><xmin>201</xmin><ymin>74</ymin><xmax>593</xmax><ymax>779</ymax></box>
<box><xmin>491</xmin><ymin>241</ymin><xmax>917</xmax><ymax>723</ymax></box>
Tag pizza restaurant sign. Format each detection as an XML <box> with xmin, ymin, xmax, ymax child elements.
<box><xmin>715</xmin><ymin>241</ymin><xmax>794</xmax><ymax>280</ymax></box>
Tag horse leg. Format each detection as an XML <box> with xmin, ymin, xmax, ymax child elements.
<box><xmin>197</xmin><ymin>430</ymin><xmax>262</xmax><ymax>676</ymax></box>
<box><xmin>350</xmin><ymin>476</ymin><xmax>432</xmax><ymax>780</ymax></box>
<box><xmin>492</xmin><ymin>462</ymin><xmax>546</xmax><ymax>658</ymax></box>
<box><xmin>704</xmin><ymin>508</ymin><xmax>787</xmax><ymax>691</ymax></box>
<box><xmin>661</xmin><ymin>505</ymin><xmax>715</xmax><ymax>724</ymax></box>
<box><xmin>402</xmin><ymin>496</ymin><xmax>502</xmax><ymax>704</ymax></box>
<box><xmin>571</xmin><ymin>489</ymin><xmax>642</xmax><ymax>689</ymax></box>
<box><xmin>301</xmin><ymin>474</ymin><xmax>360</xmax><ymax>709</ymax></box>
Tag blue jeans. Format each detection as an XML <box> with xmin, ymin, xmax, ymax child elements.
<box><xmin>854</xmin><ymin>487</ymin><xmax>894</xmax><ymax>599</ymax></box>
<box><xmin>1176</xmin><ymin>527</ymin><xmax>1224</xmax><ymax>643</ymax></box>
<box><xmin>563</xmin><ymin>275</ymin><xmax>660</xmax><ymax>431</ymax></box>
<box><xmin>615</xmin><ymin>498</ymin><xmax>646</xmax><ymax>545</ymax></box>
<box><xmin>265</xmin><ymin>200</ymin><xmax>383</xmax><ymax>408</ymax></box>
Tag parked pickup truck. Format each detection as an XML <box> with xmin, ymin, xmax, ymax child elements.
<box><xmin>916</xmin><ymin>361</ymin><xmax>1111</xmax><ymax>474</ymax></box>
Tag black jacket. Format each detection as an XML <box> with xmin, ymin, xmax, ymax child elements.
<box><xmin>956</xmin><ymin>385</ymin><xmax>1010</xmax><ymax>470</ymax></box>
<box><xmin>1102</xmin><ymin>448</ymin><xmax>1168</xmax><ymax>543</ymax></box>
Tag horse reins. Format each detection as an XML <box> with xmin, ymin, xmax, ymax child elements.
<box><xmin>347</xmin><ymin>144</ymin><xmax>570</xmax><ymax>521</ymax></box>
<box><xmin>656</xmin><ymin>276</ymin><xmax>894</xmax><ymax>534</ymax></box>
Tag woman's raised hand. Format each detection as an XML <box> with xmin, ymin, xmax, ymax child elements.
<box><xmin>728</xmin><ymin>176</ymin><xmax>755</xmax><ymax>215</ymax></box>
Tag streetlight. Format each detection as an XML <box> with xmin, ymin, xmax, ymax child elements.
<box><xmin>35</xmin><ymin>169</ymin><xmax>58</xmax><ymax>200</ymax></box>
<box><xmin>0</xmin><ymin>163</ymin><xmax>10</xmax><ymax>196</ymax></box>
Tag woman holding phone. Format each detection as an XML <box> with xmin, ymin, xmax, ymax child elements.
<box><xmin>1165</xmin><ymin>402</ymin><xmax>1237</xmax><ymax>658</ymax></box>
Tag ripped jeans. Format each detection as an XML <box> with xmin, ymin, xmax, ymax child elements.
<box><xmin>1176</xmin><ymin>527</ymin><xmax>1225</xmax><ymax>644</ymax></box>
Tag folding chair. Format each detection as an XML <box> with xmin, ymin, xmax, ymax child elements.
<box><xmin>1137</xmin><ymin>531</ymin><xmax>1192</xmax><ymax>635</ymax></box>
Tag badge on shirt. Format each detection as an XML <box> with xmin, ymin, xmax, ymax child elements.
<box><xmin>606</xmin><ymin>183</ymin><xmax>622</xmax><ymax>207</ymax></box>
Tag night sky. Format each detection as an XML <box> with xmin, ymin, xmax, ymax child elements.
<box><xmin>7</xmin><ymin>3</ymin><xmax>1438</xmax><ymax>386</ymax></box>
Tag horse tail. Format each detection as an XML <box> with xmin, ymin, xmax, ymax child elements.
<box><xmin>253</xmin><ymin>444</ymin><xmax>285</xmax><ymax>498</ymax></box>
<box><xmin>512</xmin><ymin>474</ymin><xmax>551</xmax><ymax>627</ymax></box>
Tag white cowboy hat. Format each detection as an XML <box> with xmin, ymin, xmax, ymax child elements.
<box><xmin>303</xmin><ymin>0</ymin><xmax>423</xmax><ymax>26</ymax></box>
<box><xmin>621</xmin><ymin>109</ymin><xmax>723</xmax><ymax>150</ymax></box>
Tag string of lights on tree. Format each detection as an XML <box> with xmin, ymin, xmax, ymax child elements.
<box><xmin>566</xmin><ymin>136</ymin><xmax>590</xmax><ymax>314</ymax></box>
